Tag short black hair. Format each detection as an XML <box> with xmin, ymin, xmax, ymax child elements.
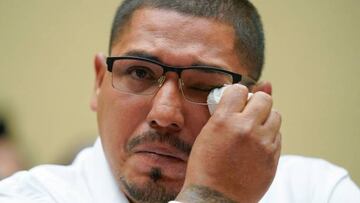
<box><xmin>109</xmin><ymin>0</ymin><xmax>264</xmax><ymax>80</ymax></box>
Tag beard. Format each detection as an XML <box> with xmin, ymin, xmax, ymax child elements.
<box><xmin>117</xmin><ymin>130</ymin><xmax>192</xmax><ymax>203</ymax></box>
<box><xmin>120</xmin><ymin>169</ymin><xmax>178</xmax><ymax>203</ymax></box>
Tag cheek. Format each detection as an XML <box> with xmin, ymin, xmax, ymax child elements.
<box><xmin>97</xmin><ymin>87</ymin><xmax>151</xmax><ymax>171</ymax></box>
<box><xmin>184</xmin><ymin>103</ymin><xmax>211</xmax><ymax>141</ymax></box>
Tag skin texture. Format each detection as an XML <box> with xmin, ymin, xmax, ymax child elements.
<box><xmin>0</xmin><ymin>139</ymin><xmax>23</xmax><ymax>180</ymax></box>
<box><xmin>91</xmin><ymin>8</ymin><xmax>281</xmax><ymax>203</ymax></box>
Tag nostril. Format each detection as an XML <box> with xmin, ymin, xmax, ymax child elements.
<box><xmin>171</xmin><ymin>123</ymin><xmax>179</xmax><ymax>129</ymax></box>
<box><xmin>149</xmin><ymin>120</ymin><xmax>181</xmax><ymax>131</ymax></box>
<box><xmin>150</xmin><ymin>120</ymin><xmax>157</xmax><ymax>127</ymax></box>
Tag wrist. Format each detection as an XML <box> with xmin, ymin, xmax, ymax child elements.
<box><xmin>175</xmin><ymin>184</ymin><xmax>236</xmax><ymax>203</ymax></box>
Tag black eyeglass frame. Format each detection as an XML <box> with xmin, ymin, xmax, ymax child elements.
<box><xmin>106</xmin><ymin>56</ymin><xmax>257</xmax><ymax>87</ymax></box>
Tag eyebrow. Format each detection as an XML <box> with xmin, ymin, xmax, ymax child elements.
<box><xmin>124</xmin><ymin>51</ymin><xmax>161</xmax><ymax>62</ymax></box>
<box><xmin>122</xmin><ymin>50</ymin><xmax>227</xmax><ymax>70</ymax></box>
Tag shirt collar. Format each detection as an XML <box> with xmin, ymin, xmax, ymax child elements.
<box><xmin>83</xmin><ymin>138</ymin><xmax>129</xmax><ymax>203</ymax></box>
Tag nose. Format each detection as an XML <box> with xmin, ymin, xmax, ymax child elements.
<box><xmin>146</xmin><ymin>74</ymin><xmax>185</xmax><ymax>132</ymax></box>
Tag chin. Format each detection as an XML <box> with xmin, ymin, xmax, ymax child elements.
<box><xmin>119</xmin><ymin>171</ymin><xmax>181</xmax><ymax>203</ymax></box>
<box><xmin>110</xmin><ymin>148</ymin><xmax>187</xmax><ymax>202</ymax></box>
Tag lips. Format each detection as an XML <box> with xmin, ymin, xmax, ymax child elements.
<box><xmin>132</xmin><ymin>144</ymin><xmax>188</xmax><ymax>162</ymax></box>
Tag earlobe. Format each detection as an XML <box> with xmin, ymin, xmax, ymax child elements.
<box><xmin>251</xmin><ymin>81</ymin><xmax>272</xmax><ymax>95</ymax></box>
<box><xmin>90</xmin><ymin>53</ymin><xmax>107</xmax><ymax>112</ymax></box>
<box><xmin>90</xmin><ymin>88</ymin><xmax>100</xmax><ymax>111</ymax></box>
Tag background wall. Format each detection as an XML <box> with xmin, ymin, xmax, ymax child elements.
<box><xmin>0</xmin><ymin>1</ymin><xmax>359</xmax><ymax>184</ymax></box>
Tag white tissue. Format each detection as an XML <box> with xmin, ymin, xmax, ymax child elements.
<box><xmin>207</xmin><ymin>86</ymin><xmax>253</xmax><ymax>115</ymax></box>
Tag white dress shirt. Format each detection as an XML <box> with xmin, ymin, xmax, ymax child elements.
<box><xmin>0</xmin><ymin>138</ymin><xmax>359</xmax><ymax>203</ymax></box>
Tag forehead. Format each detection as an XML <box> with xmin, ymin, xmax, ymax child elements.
<box><xmin>111</xmin><ymin>7</ymin><xmax>248</xmax><ymax>74</ymax></box>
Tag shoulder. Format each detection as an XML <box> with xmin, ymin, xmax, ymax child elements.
<box><xmin>261</xmin><ymin>155</ymin><xmax>360</xmax><ymax>203</ymax></box>
<box><xmin>0</xmin><ymin>147</ymin><xmax>94</xmax><ymax>203</ymax></box>
<box><xmin>275</xmin><ymin>155</ymin><xmax>349</xmax><ymax>195</ymax></box>
<box><xmin>277</xmin><ymin>155</ymin><xmax>348</xmax><ymax>180</ymax></box>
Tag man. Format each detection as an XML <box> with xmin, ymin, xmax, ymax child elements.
<box><xmin>0</xmin><ymin>0</ymin><xmax>359</xmax><ymax>202</ymax></box>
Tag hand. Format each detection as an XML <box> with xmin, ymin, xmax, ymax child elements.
<box><xmin>177</xmin><ymin>82</ymin><xmax>282</xmax><ymax>203</ymax></box>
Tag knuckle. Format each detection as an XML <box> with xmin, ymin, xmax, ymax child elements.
<box><xmin>210</xmin><ymin>112</ymin><xmax>230</xmax><ymax>128</ymax></box>
<box><xmin>261</xmin><ymin>141</ymin><xmax>279</xmax><ymax>159</ymax></box>
<box><xmin>235</xmin><ymin>119</ymin><xmax>255</xmax><ymax>137</ymax></box>
<box><xmin>232</xmin><ymin>84</ymin><xmax>249</xmax><ymax>96</ymax></box>
<box><xmin>258</xmin><ymin>132</ymin><xmax>282</xmax><ymax>156</ymax></box>
<box><xmin>256</xmin><ymin>91</ymin><xmax>272</xmax><ymax>105</ymax></box>
<box><xmin>258</xmin><ymin>137</ymin><xmax>274</xmax><ymax>154</ymax></box>
<box><xmin>272</xmin><ymin>109</ymin><xmax>282</xmax><ymax>125</ymax></box>
<box><xmin>235</xmin><ymin>84</ymin><xmax>249</xmax><ymax>93</ymax></box>
<box><xmin>219</xmin><ymin>85</ymin><xmax>248</xmax><ymax>104</ymax></box>
<box><xmin>270</xmin><ymin>133</ymin><xmax>282</xmax><ymax>151</ymax></box>
<box><xmin>264</xmin><ymin>144</ymin><xmax>275</xmax><ymax>155</ymax></box>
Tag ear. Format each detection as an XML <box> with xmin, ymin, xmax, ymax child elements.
<box><xmin>90</xmin><ymin>53</ymin><xmax>107</xmax><ymax>112</ymax></box>
<box><xmin>251</xmin><ymin>81</ymin><xmax>272</xmax><ymax>96</ymax></box>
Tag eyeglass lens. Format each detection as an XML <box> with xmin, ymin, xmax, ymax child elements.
<box><xmin>111</xmin><ymin>59</ymin><xmax>233</xmax><ymax>104</ymax></box>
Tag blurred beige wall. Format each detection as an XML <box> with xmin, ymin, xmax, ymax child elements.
<box><xmin>0</xmin><ymin>0</ymin><xmax>359</xmax><ymax>185</ymax></box>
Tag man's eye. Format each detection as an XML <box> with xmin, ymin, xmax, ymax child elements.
<box><xmin>127</xmin><ymin>67</ymin><xmax>153</xmax><ymax>80</ymax></box>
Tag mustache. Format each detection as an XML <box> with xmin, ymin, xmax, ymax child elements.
<box><xmin>126</xmin><ymin>131</ymin><xmax>192</xmax><ymax>156</ymax></box>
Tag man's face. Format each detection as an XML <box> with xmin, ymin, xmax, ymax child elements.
<box><xmin>94</xmin><ymin>8</ymin><xmax>250</xmax><ymax>202</ymax></box>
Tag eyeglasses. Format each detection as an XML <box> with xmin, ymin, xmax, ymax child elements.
<box><xmin>106</xmin><ymin>56</ymin><xmax>256</xmax><ymax>105</ymax></box>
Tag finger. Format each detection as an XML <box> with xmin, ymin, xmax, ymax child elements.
<box><xmin>273</xmin><ymin>132</ymin><xmax>282</xmax><ymax>159</ymax></box>
<box><xmin>263</xmin><ymin>110</ymin><xmax>282</xmax><ymax>142</ymax></box>
<box><xmin>242</xmin><ymin>91</ymin><xmax>273</xmax><ymax>124</ymax></box>
<box><xmin>251</xmin><ymin>81</ymin><xmax>272</xmax><ymax>95</ymax></box>
<box><xmin>216</xmin><ymin>84</ymin><xmax>249</xmax><ymax>114</ymax></box>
